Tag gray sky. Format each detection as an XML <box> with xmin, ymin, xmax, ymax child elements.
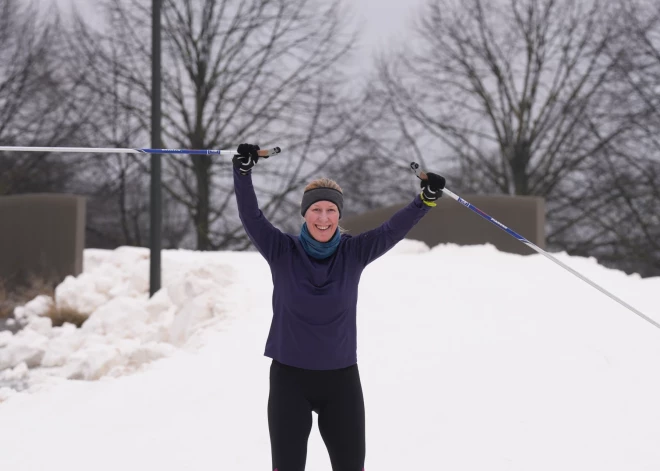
<box><xmin>351</xmin><ymin>0</ymin><xmax>426</xmax><ymax>52</ymax></box>
<box><xmin>43</xmin><ymin>0</ymin><xmax>427</xmax><ymax>73</ymax></box>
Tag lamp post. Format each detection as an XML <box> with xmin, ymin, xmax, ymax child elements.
<box><xmin>150</xmin><ymin>0</ymin><xmax>162</xmax><ymax>296</ymax></box>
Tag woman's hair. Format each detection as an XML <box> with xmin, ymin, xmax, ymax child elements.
<box><xmin>304</xmin><ymin>178</ymin><xmax>343</xmax><ymax>193</ymax></box>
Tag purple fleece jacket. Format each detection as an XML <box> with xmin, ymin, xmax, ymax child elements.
<box><xmin>234</xmin><ymin>168</ymin><xmax>431</xmax><ymax>370</ymax></box>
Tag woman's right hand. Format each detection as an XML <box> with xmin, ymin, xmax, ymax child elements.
<box><xmin>232</xmin><ymin>143</ymin><xmax>261</xmax><ymax>175</ymax></box>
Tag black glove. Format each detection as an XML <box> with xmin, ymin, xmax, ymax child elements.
<box><xmin>420</xmin><ymin>172</ymin><xmax>446</xmax><ymax>202</ymax></box>
<box><xmin>232</xmin><ymin>143</ymin><xmax>260</xmax><ymax>175</ymax></box>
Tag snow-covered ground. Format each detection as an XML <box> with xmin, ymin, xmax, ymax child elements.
<box><xmin>1</xmin><ymin>241</ymin><xmax>659</xmax><ymax>470</ymax></box>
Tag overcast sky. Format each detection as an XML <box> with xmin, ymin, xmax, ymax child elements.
<box><xmin>349</xmin><ymin>0</ymin><xmax>427</xmax><ymax>53</ymax></box>
<box><xmin>42</xmin><ymin>0</ymin><xmax>427</xmax><ymax>73</ymax></box>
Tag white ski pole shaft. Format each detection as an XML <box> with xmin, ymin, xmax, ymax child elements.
<box><xmin>0</xmin><ymin>146</ymin><xmax>282</xmax><ymax>157</ymax></box>
<box><xmin>411</xmin><ymin>162</ymin><xmax>659</xmax><ymax>331</ymax></box>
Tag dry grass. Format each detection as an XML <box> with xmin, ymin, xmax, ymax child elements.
<box><xmin>46</xmin><ymin>305</ymin><xmax>88</xmax><ymax>328</ymax></box>
<box><xmin>0</xmin><ymin>281</ymin><xmax>11</xmax><ymax>319</ymax></box>
<box><xmin>0</xmin><ymin>273</ymin><xmax>55</xmax><ymax>318</ymax></box>
<box><xmin>0</xmin><ymin>273</ymin><xmax>87</xmax><ymax>327</ymax></box>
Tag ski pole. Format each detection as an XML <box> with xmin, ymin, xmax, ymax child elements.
<box><xmin>410</xmin><ymin>162</ymin><xmax>660</xmax><ymax>331</ymax></box>
<box><xmin>0</xmin><ymin>146</ymin><xmax>281</xmax><ymax>157</ymax></box>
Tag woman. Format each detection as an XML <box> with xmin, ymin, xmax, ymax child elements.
<box><xmin>232</xmin><ymin>143</ymin><xmax>445</xmax><ymax>471</ymax></box>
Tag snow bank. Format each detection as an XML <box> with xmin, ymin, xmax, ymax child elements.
<box><xmin>1</xmin><ymin>239</ymin><xmax>657</xmax><ymax>402</ymax></box>
<box><xmin>0</xmin><ymin>246</ymin><xmax>242</xmax><ymax>390</ymax></box>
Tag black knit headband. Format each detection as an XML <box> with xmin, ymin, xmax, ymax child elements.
<box><xmin>300</xmin><ymin>187</ymin><xmax>344</xmax><ymax>218</ymax></box>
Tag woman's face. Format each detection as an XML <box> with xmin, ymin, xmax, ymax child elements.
<box><xmin>304</xmin><ymin>200</ymin><xmax>339</xmax><ymax>242</ymax></box>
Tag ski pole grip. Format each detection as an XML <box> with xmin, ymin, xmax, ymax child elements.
<box><xmin>258</xmin><ymin>147</ymin><xmax>282</xmax><ymax>158</ymax></box>
<box><xmin>410</xmin><ymin>162</ymin><xmax>428</xmax><ymax>180</ymax></box>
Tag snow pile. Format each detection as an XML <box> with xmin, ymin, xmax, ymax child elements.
<box><xmin>0</xmin><ymin>246</ymin><xmax>244</xmax><ymax>387</ymax></box>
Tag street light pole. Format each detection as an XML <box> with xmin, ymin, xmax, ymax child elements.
<box><xmin>150</xmin><ymin>0</ymin><xmax>162</xmax><ymax>296</ymax></box>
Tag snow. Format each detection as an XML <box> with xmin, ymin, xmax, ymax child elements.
<box><xmin>1</xmin><ymin>241</ymin><xmax>659</xmax><ymax>470</ymax></box>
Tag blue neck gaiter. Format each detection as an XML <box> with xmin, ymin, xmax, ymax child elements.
<box><xmin>299</xmin><ymin>223</ymin><xmax>340</xmax><ymax>259</ymax></box>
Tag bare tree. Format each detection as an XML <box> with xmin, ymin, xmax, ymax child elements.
<box><xmin>377</xmin><ymin>0</ymin><xmax>631</xmax><ymax>194</ymax></box>
<box><xmin>554</xmin><ymin>0</ymin><xmax>660</xmax><ymax>276</ymax></box>
<box><xmin>0</xmin><ymin>0</ymin><xmax>90</xmax><ymax>195</ymax></box>
<box><xmin>367</xmin><ymin>0</ymin><xmax>660</xmax><ymax>275</ymax></box>
<box><xmin>67</xmin><ymin>0</ymin><xmax>363</xmax><ymax>251</ymax></box>
<box><xmin>56</xmin><ymin>19</ymin><xmax>191</xmax><ymax>249</ymax></box>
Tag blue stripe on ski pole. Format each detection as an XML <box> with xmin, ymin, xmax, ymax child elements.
<box><xmin>135</xmin><ymin>148</ymin><xmax>226</xmax><ymax>155</ymax></box>
<box><xmin>455</xmin><ymin>196</ymin><xmax>528</xmax><ymax>242</ymax></box>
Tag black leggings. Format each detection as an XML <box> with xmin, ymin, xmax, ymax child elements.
<box><xmin>268</xmin><ymin>360</ymin><xmax>365</xmax><ymax>471</ymax></box>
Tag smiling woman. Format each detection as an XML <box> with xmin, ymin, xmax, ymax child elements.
<box><xmin>231</xmin><ymin>143</ymin><xmax>445</xmax><ymax>471</ymax></box>
<box><xmin>301</xmin><ymin>178</ymin><xmax>344</xmax><ymax>243</ymax></box>
<box><xmin>305</xmin><ymin>200</ymin><xmax>340</xmax><ymax>241</ymax></box>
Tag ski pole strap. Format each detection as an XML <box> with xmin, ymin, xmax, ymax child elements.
<box><xmin>420</xmin><ymin>191</ymin><xmax>437</xmax><ymax>207</ymax></box>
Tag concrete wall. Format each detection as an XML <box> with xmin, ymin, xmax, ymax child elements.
<box><xmin>341</xmin><ymin>195</ymin><xmax>545</xmax><ymax>256</ymax></box>
<box><xmin>0</xmin><ymin>194</ymin><xmax>86</xmax><ymax>284</ymax></box>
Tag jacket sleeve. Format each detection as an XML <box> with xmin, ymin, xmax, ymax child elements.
<box><xmin>345</xmin><ymin>194</ymin><xmax>432</xmax><ymax>266</ymax></box>
<box><xmin>233</xmin><ymin>168</ymin><xmax>290</xmax><ymax>263</ymax></box>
